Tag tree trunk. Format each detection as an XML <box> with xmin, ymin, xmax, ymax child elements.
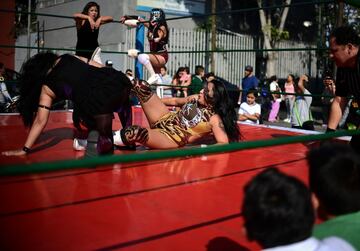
<box><xmin>211</xmin><ymin>0</ymin><xmax>217</xmax><ymax>72</ymax></box>
<box><xmin>257</xmin><ymin>0</ymin><xmax>291</xmax><ymax>78</ymax></box>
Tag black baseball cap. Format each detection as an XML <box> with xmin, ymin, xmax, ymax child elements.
<box><xmin>245</xmin><ymin>65</ymin><xmax>253</xmax><ymax>72</ymax></box>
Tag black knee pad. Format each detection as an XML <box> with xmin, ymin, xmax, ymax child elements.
<box><xmin>131</xmin><ymin>79</ymin><xmax>153</xmax><ymax>103</ymax></box>
<box><xmin>121</xmin><ymin>125</ymin><xmax>149</xmax><ymax>145</ymax></box>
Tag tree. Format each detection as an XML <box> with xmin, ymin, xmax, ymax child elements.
<box><xmin>257</xmin><ymin>0</ymin><xmax>291</xmax><ymax>77</ymax></box>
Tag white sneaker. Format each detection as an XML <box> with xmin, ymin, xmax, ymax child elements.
<box><xmin>127</xmin><ymin>49</ymin><xmax>139</xmax><ymax>58</ymax></box>
<box><xmin>91</xmin><ymin>47</ymin><xmax>102</xmax><ymax>64</ymax></box>
<box><xmin>283</xmin><ymin>118</ymin><xmax>291</xmax><ymax>123</ymax></box>
<box><xmin>113</xmin><ymin>130</ymin><xmax>125</xmax><ymax>146</ymax></box>
<box><xmin>73</xmin><ymin>138</ymin><xmax>88</xmax><ymax>151</ymax></box>
<box><xmin>147</xmin><ymin>74</ymin><xmax>161</xmax><ymax>85</ymax></box>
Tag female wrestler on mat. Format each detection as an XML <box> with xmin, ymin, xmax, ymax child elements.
<box><xmin>2</xmin><ymin>52</ymin><xmax>131</xmax><ymax>156</ymax></box>
<box><xmin>120</xmin><ymin>8</ymin><xmax>169</xmax><ymax>85</ymax></box>
<box><xmin>113</xmin><ymin>78</ymin><xmax>241</xmax><ymax>149</ymax></box>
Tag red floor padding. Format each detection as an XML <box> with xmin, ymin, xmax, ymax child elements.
<box><xmin>0</xmin><ymin>109</ymin><xmax>313</xmax><ymax>251</ymax></box>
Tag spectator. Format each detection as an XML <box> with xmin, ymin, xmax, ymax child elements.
<box><xmin>238</xmin><ymin>88</ymin><xmax>261</xmax><ymax>125</ymax></box>
<box><xmin>307</xmin><ymin>143</ymin><xmax>360</xmax><ymax>250</ymax></box>
<box><xmin>205</xmin><ymin>72</ymin><xmax>215</xmax><ymax>82</ymax></box>
<box><xmin>73</xmin><ymin>1</ymin><xmax>113</xmax><ymax>61</ymax></box>
<box><xmin>0</xmin><ymin>62</ymin><xmax>13</xmax><ymax>110</ymax></box>
<box><xmin>159</xmin><ymin>66</ymin><xmax>173</xmax><ymax>98</ymax></box>
<box><xmin>242</xmin><ymin>167</ymin><xmax>355</xmax><ymax>251</ymax></box>
<box><xmin>291</xmin><ymin>74</ymin><xmax>314</xmax><ymax>130</ymax></box>
<box><xmin>326</xmin><ymin>26</ymin><xmax>360</xmax><ymax>152</ymax></box>
<box><xmin>321</xmin><ymin>71</ymin><xmax>335</xmax><ymax>125</ymax></box>
<box><xmin>125</xmin><ymin>68</ymin><xmax>134</xmax><ymax>81</ymax></box>
<box><xmin>190</xmin><ymin>65</ymin><xmax>205</xmax><ymax>95</ymax></box>
<box><xmin>238</xmin><ymin>65</ymin><xmax>259</xmax><ymax>104</ymax></box>
<box><xmin>268</xmin><ymin>75</ymin><xmax>282</xmax><ymax>122</ymax></box>
<box><xmin>172</xmin><ymin>67</ymin><xmax>185</xmax><ymax>97</ymax></box>
<box><xmin>180</xmin><ymin>66</ymin><xmax>191</xmax><ymax>97</ymax></box>
<box><xmin>284</xmin><ymin>74</ymin><xmax>295</xmax><ymax>123</ymax></box>
<box><xmin>105</xmin><ymin>60</ymin><xmax>113</xmax><ymax>68</ymax></box>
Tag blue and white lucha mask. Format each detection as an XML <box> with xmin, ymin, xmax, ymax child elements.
<box><xmin>150</xmin><ymin>8</ymin><xmax>165</xmax><ymax>24</ymax></box>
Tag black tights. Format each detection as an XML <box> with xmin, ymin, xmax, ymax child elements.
<box><xmin>94</xmin><ymin>114</ymin><xmax>114</xmax><ymax>154</ymax></box>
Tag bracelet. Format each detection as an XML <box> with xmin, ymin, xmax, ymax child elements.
<box><xmin>22</xmin><ymin>146</ymin><xmax>31</xmax><ymax>153</ymax></box>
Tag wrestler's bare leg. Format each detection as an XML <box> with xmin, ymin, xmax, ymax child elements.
<box><xmin>148</xmin><ymin>54</ymin><xmax>165</xmax><ymax>72</ymax></box>
<box><xmin>131</xmin><ymin>79</ymin><xmax>170</xmax><ymax>125</ymax></box>
<box><xmin>114</xmin><ymin>125</ymin><xmax>179</xmax><ymax>149</ymax></box>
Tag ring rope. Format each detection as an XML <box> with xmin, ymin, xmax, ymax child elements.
<box><xmin>0</xmin><ymin>130</ymin><xmax>358</xmax><ymax>176</ymax></box>
<box><xmin>0</xmin><ymin>44</ymin><xmax>327</xmax><ymax>54</ymax></box>
<box><xmin>0</xmin><ymin>1</ymin><xmax>333</xmax><ymax>23</ymax></box>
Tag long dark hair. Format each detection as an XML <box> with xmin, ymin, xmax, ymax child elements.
<box><xmin>148</xmin><ymin>8</ymin><xmax>169</xmax><ymax>44</ymax></box>
<box><xmin>18</xmin><ymin>52</ymin><xmax>58</xmax><ymax>127</ymax></box>
<box><xmin>82</xmin><ymin>1</ymin><xmax>100</xmax><ymax>20</ymax></box>
<box><xmin>210</xmin><ymin>79</ymin><xmax>241</xmax><ymax>142</ymax></box>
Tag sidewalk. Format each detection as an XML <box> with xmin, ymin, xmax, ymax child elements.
<box><xmin>260</xmin><ymin>105</ymin><xmax>326</xmax><ymax>133</ymax></box>
<box><xmin>262</xmin><ymin>120</ymin><xmax>326</xmax><ymax>133</ymax></box>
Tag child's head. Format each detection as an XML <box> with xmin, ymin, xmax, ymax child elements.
<box><xmin>195</xmin><ymin>65</ymin><xmax>205</xmax><ymax>77</ymax></box>
<box><xmin>242</xmin><ymin>168</ymin><xmax>314</xmax><ymax>249</ymax></box>
<box><xmin>307</xmin><ymin>143</ymin><xmax>360</xmax><ymax>217</ymax></box>
<box><xmin>246</xmin><ymin>89</ymin><xmax>258</xmax><ymax>105</ymax></box>
<box><xmin>160</xmin><ymin>66</ymin><xmax>167</xmax><ymax>76</ymax></box>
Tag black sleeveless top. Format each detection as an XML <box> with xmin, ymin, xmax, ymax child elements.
<box><xmin>335</xmin><ymin>52</ymin><xmax>360</xmax><ymax>102</ymax></box>
<box><xmin>46</xmin><ymin>54</ymin><xmax>131</xmax><ymax>118</ymax></box>
<box><xmin>148</xmin><ymin>24</ymin><xmax>168</xmax><ymax>53</ymax></box>
<box><xmin>75</xmin><ymin>20</ymin><xmax>99</xmax><ymax>59</ymax></box>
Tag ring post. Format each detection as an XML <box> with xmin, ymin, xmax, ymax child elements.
<box><xmin>135</xmin><ymin>17</ymin><xmax>145</xmax><ymax>79</ymax></box>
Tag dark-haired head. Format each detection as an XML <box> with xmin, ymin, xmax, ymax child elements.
<box><xmin>323</xmin><ymin>70</ymin><xmax>333</xmax><ymax>80</ymax></box>
<box><xmin>287</xmin><ymin>74</ymin><xmax>295</xmax><ymax>83</ymax></box>
<box><xmin>242</xmin><ymin>168</ymin><xmax>314</xmax><ymax>248</ymax></box>
<box><xmin>82</xmin><ymin>2</ymin><xmax>100</xmax><ymax>20</ymax></box>
<box><xmin>195</xmin><ymin>65</ymin><xmax>204</xmax><ymax>76</ymax></box>
<box><xmin>18</xmin><ymin>52</ymin><xmax>58</xmax><ymax>126</ymax></box>
<box><xmin>247</xmin><ymin>88</ymin><xmax>258</xmax><ymax>97</ymax></box>
<box><xmin>269</xmin><ymin>75</ymin><xmax>277</xmax><ymax>83</ymax></box>
<box><xmin>330</xmin><ymin>25</ymin><xmax>360</xmax><ymax>46</ymax></box>
<box><xmin>307</xmin><ymin>143</ymin><xmax>360</xmax><ymax>216</ymax></box>
<box><xmin>206</xmin><ymin>79</ymin><xmax>241</xmax><ymax>142</ymax></box>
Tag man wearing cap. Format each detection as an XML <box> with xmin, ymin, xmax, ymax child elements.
<box><xmin>238</xmin><ymin>65</ymin><xmax>259</xmax><ymax>104</ymax></box>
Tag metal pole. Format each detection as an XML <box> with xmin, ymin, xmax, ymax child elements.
<box><xmin>211</xmin><ymin>0</ymin><xmax>216</xmax><ymax>72</ymax></box>
<box><xmin>336</xmin><ymin>0</ymin><xmax>344</xmax><ymax>27</ymax></box>
<box><xmin>205</xmin><ymin>27</ymin><xmax>209</xmax><ymax>73</ymax></box>
<box><xmin>135</xmin><ymin>17</ymin><xmax>145</xmax><ymax>79</ymax></box>
<box><xmin>37</xmin><ymin>21</ymin><xmax>40</xmax><ymax>53</ymax></box>
<box><xmin>27</xmin><ymin>0</ymin><xmax>31</xmax><ymax>59</ymax></box>
<box><xmin>42</xmin><ymin>20</ymin><xmax>45</xmax><ymax>49</ymax></box>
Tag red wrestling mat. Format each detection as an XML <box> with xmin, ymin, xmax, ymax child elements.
<box><xmin>0</xmin><ymin>108</ymin><xmax>313</xmax><ymax>251</ymax></box>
